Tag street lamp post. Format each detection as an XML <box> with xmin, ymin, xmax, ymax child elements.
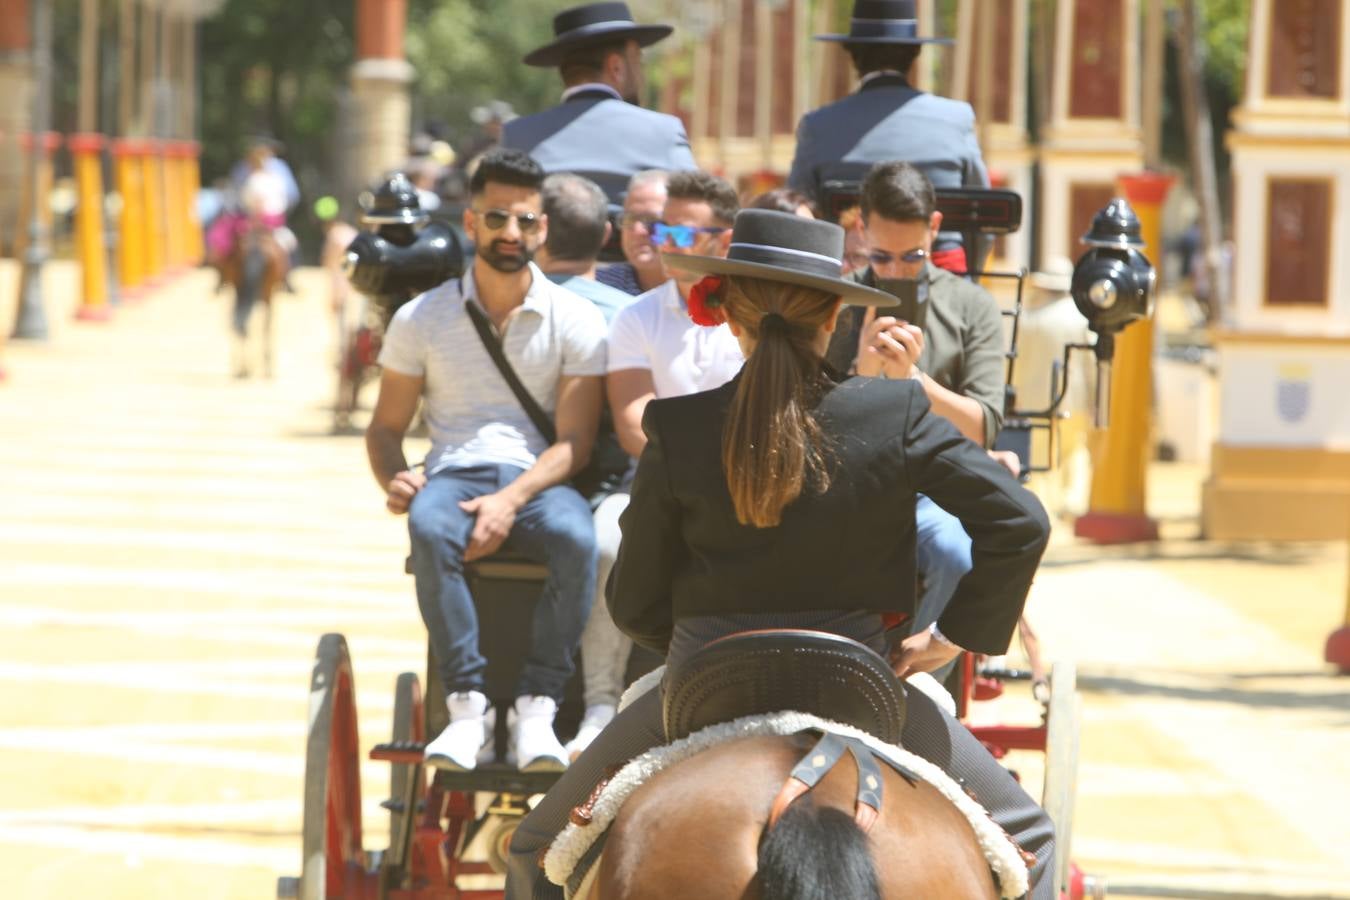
<box><xmin>12</xmin><ymin>0</ymin><xmax>53</xmax><ymax>340</ymax></box>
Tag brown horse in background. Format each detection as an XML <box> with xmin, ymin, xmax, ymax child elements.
<box><xmin>220</xmin><ymin>223</ymin><xmax>289</xmax><ymax>378</ymax></box>
<box><xmin>579</xmin><ymin>733</ymin><xmax>1000</xmax><ymax>900</ymax></box>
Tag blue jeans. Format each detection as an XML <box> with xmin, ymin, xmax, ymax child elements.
<box><xmin>912</xmin><ymin>494</ymin><xmax>973</xmax><ymax>633</ymax></box>
<box><xmin>407</xmin><ymin>464</ymin><xmax>597</xmax><ymax>701</ymax></box>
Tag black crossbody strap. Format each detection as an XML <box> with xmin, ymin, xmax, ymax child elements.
<box><xmin>464</xmin><ymin>297</ymin><xmax>557</xmax><ymax>444</ymax></box>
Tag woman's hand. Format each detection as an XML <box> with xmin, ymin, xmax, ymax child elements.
<box><xmin>856</xmin><ymin>307</ymin><xmax>925</xmax><ymax>379</ymax></box>
<box><xmin>988</xmin><ymin>449</ymin><xmax>1022</xmax><ymax>479</ymax></box>
<box><xmin>890</xmin><ymin>627</ymin><xmax>962</xmax><ymax>679</ymax></box>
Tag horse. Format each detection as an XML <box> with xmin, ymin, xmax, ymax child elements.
<box><xmin>219</xmin><ymin>220</ymin><xmax>289</xmax><ymax>378</ymax></box>
<box><xmin>545</xmin><ymin>631</ymin><xmax>1032</xmax><ymax>900</ymax></box>
<box><xmin>583</xmin><ymin>732</ymin><xmax>1003</xmax><ymax>900</ymax></box>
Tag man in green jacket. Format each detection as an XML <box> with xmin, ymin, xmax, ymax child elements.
<box><xmin>826</xmin><ymin>160</ymin><xmax>1007</xmax><ymax>642</ymax></box>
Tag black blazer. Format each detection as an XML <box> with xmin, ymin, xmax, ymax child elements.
<box><xmin>607</xmin><ymin>374</ymin><xmax>1050</xmax><ymax>657</ymax></box>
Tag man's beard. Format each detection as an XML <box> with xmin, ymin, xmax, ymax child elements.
<box><xmin>479</xmin><ymin>239</ymin><xmax>534</xmax><ymax>274</ymax></box>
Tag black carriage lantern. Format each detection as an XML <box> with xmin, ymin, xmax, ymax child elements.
<box><xmin>359</xmin><ymin>172</ymin><xmax>430</xmax><ymax>229</ymax></box>
<box><xmin>1069</xmin><ymin>198</ymin><xmax>1156</xmax><ymax>428</ymax></box>
<box><xmin>343</xmin><ymin>174</ymin><xmax>465</xmax><ymax>323</ymax></box>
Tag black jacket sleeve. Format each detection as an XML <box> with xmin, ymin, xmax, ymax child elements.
<box><xmin>899</xmin><ymin>389</ymin><xmax>1051</xmax><ymax>654</ymax></box>
<box><xmin>606</xmin><ymin>405</ymin><xmax>685</xmax><ymax>655</ymax></box>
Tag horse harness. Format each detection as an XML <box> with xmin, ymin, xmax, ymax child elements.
<box><xmin>768</xmin><ymin>729</ymin><xmax>918</xmax><ymax>834</ymax></box>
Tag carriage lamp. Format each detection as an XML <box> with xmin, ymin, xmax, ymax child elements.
<box><xmin>343</xmin><ymin>174</ymin><xmax>465</xmax><ymax>323</ymax></box>
<box><xmin>1070</xmin><ymin>199</ymin><xmax>1157</xmax><ymax>428</ymax></box>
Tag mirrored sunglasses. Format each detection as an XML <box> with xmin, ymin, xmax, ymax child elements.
<box><xmin>478</xmin><ymin>208</ymin><xmax>541</xmax><ymax>234</ymax></box>
<box><xmin>651</xmin><ymin>222</ymin><xmax>727</xmax><ymax>249</ymax></box>
<box><xmin>867</xmin><ymin>247</ymin><xmax>928</xmax><ymax>267</ymax></box>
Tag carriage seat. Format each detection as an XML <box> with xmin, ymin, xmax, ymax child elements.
<box><xmin>662</xmin><ymin>629</ymin><xmax>906</xmax><ymax>744</ymax></box>
<box><xmin>403</xmin><ymin>547</ymin><xmax>549</xmax><ymax>580</ymax></box>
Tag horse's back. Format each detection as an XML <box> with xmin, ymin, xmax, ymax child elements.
<box><xmin>596</xmin><ymin>733</ymin><xmax>998</xmax><ymax>900</ymax></box>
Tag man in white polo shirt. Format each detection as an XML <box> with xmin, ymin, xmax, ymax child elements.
<box><xmin>564</xmin><ymin>171</ymin><xmax>744</xmax><ymax>758</ymax></box>
<box><xmin>366</xmin><ymin>149</ymin><xmax>608</xmax><ymax>773</ymax></box>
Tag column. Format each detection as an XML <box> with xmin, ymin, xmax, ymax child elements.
<box><xmin>344</xmin><ymin>0</ymin><xmax>413</xmax><ymax>202</ymax></box>
<box><xmin>952</xmin><ymin>0</ymin><xmax>1032</xmax><ymax>271</ymax></box>
<box><xmin>1038</xmin><ymin>0</ymin><xmax>1143</xmax><ymax>271</ymax></box>
<box><xmin>1202</xmin><ymin>0</ymin><xmax>1350</xmax><ymax>541</ymax></box>
<box><xmin>0</xmin><ymin>0</ymin><xmax>31</xmax><ymax>254</ymax></box>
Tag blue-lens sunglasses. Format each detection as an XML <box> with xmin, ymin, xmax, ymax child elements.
<box><xmin>651</xmin><ymin>222</ymin><xmax>727</xmax><ymax>249</ymax></box>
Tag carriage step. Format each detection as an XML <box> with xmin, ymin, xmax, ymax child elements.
<box><xmin>371</xmin><ymin>740</ymin><xmax>425</xmax><ymax>764</ymax></box>
<box><xmin>433</xmin><ymin>764</ymin><xmax>566</xmax><ymax>795</ymax></box>
<box><xmin>979</xmin><ymin>666</ymin><xmax>1033</xmax><ymax>682</ymax></box>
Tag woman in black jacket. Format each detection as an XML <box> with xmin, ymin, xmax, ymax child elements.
<box><xmin>506</xmin><ymin>210</ymin><xmax>1055</xmax><ymax>899</ymax></box>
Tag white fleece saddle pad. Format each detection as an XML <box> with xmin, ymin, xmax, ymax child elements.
<box><xmin>544</xmin><ymin>708</ymin><xmax>1030</xmax><ymax>898</ymax></box>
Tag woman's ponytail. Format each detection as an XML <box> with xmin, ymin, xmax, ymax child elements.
<box><xmin>720</xmin><ymin>277</ymin><xmax>838</xmax><ymax>528</ymax></box>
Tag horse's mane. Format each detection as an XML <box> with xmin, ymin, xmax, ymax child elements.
<box><xmin>757</xmin><ymin>796</ymin><xmax>881</xmax><ymax>900</ymax></box>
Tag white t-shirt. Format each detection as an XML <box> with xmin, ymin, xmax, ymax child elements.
<box><xmin>606</xmin><ymin>279</ymin><xmax>744</xmax><ymax>398</ymax></box>
<box><xmin>379</xmin><ymin>264</ymin><xmax>609</xmax><ymax>474</ymax></box>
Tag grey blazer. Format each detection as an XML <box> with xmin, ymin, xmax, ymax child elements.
<box><xmin>788</xmin><ymin>75</ymin><xmax>988</xmax><ymax>246</ymax></box>
<box><xmin>502</xmin><ymin>88</ymin><xmax>697</xmax><ymax>208</ymax></box>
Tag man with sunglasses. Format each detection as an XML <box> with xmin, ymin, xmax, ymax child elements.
<box><xmin>367</xmin><ymin>148</ymin><xmax>609</xmax><ymax>773</ymax></box>
<box><xmin>563</xmin><ymin>171</ymin><xmax>743</xmax><ymax>759</ymax></box>
<box><xmin>826</xmin><ymin>160</ymin><xmax>1006</xmax><ymax>670</ymax></box>
<box><xmin>596</xmin><ymin>170</ymin><xmax>671</xmax><ymax>297</ymax></box>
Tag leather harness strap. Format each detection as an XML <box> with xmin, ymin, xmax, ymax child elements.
<box><xmin>766</xmin><ymin>731</ymin><xmax>915</xmax><ymax>834</ymax></box>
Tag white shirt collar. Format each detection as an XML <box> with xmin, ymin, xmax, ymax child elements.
<box><xmin>463</xmin><ymin>261</ymin><xmax>549</xmax><ymax>314</ymax></box>
<box><xmin>658</xmin><ymin>278</ymin><xmax>685</xmax><ymax>313</ymax></box>
<box><xmin>561</xmin><ymin>82</ymin><xmax>623</xmax><ymax>102</ymax></box>
<box><xmin>859</xmin><ymin>70</ymin><xmax>906</xmax><ymax>87</ymax></box>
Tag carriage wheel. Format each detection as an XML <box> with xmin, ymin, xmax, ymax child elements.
<box><xmin>1040</xmin><ymin>661</ymin><xmax>1082</xmax><ymax>899</ymax></box>
<box><xmin>484</xmin><ymin>817</ymin><xmax>519</xmax><ymax>876</ymax></box>
<box><xmin>299</xmin><ymin>633</ymin><xmax>373</xmax><ymax>900</ymax></box>
<box><xmin>380</xmin><ymin>672</ymin><xmax>426</xmax><ymax>896</ymax></box>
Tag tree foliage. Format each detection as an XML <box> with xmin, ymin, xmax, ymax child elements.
<box><xmin>404</xmin><ymin>0</ymin><xmax>561</xmax><ymax>146</ymax></box>
<box><xmin>199</xmin><ymin>0</ymin><xmax>356</xmax><ymax>190</ymax></box>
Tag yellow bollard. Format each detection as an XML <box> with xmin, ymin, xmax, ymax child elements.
<box><xmin>161</xmin><ymin>141</ymin><xmax>186</xmax><ymax>273</ymax></box>
<box><xmin>184</xmin><ymin>141</ymin><xmax>204</xmax><ymax>266</ymax></box>
<box><xmin>69</xmin><ymin>133</ymin><xmax>112</xmax><ymax>322</ymax></box>
<box><xmin>141</xmin><ymin>140</ymin><xmax>167</xmax><ymax>284</ymax></box>
<box><xmin>1074</xmin><ymin>172</ymin><xmax>1175</xmax><ymax>544</ymax></box>
<box><xmin>113</xmin><ymin>139</ymin><xmax>147</xmax><ymax>297</ymax></box>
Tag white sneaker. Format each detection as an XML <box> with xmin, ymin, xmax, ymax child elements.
<box><xmin>508</xmin><ymin>695</ymin><xmax>568</xmax><ymax>772</ymax></box>
<box><xmin>564</xmin><ymin>703</ymin><xmax>616</xmax><ymax>761</ymax></box>
<box><xmin>423</xmin><ymin>690</ymin><xmax>491</xmax><ymax>771</ymax></box>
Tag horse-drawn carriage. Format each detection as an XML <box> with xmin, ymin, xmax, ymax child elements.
<box><xmin>277</xmin><ymin>185</ymin><xmax>1150</xmax><ymax>900</ymax></box>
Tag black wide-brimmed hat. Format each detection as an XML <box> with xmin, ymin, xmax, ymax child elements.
<box><xmin>662</xmin><ymin>210</ymin><xmax>896</xmax><ymax>307</ymax></box>
<box><xmin>816</xmin><ymin>0</ymin><xmax>953</xmax><ymax>46</ymax></box>
<box><xmin>523</xmin><ymin>2</ymin><xmax>673</xmax><ymax>68</ymax></box>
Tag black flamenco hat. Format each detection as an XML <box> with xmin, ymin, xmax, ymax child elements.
<box><xmin>816</xmin><ymin>0</ymin><xmax>953</xmax><ymax>46</ymax></box>
<box><xmin>662</xmin><ymin>210</ymin><xmax>897</xmax><ymax>307</ymax></box>
<box><xmin>523</xmin><ymin>2</ymin><xmax>673</xmax><ymax>68</ymax></box>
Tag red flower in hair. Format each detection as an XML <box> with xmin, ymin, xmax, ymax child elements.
<box><xmin>686</xmin><ymin>276</ymin><xmax>726</xmax><ymax>326</ymax></box>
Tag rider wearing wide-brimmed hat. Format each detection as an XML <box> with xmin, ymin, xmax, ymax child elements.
<box><xmin>787</xmin><ymin>0</ymin><xmax>988</xmax><ymax>268</ymax></box>
<box><xmin>503</xmin><ymin>210</ymin><xmax>1057</xmax><ymax>899</ymax></box>
<box><xmin>502</xmin><ymin>2</ymin><xmax>697</xmax><ymax>211</ymax></box>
